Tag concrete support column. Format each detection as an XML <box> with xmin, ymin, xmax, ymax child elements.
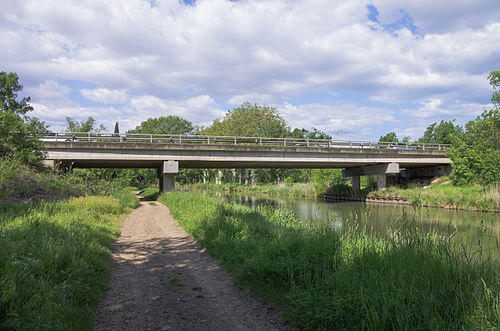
<box><xmin>161</xmin><ymin>173</ymin><xmax>175</xmax><ymax>192</ymax></box>
<box><xmin>159</xmin><ymin>161</ymin><xmax>179</xmax><ymax>193</ymax></box>
<box><xmin>351</xmin><ymin>176</ymin><xmax>360</xmax><ymax>192</ymax></box>
<box><xmin>377</xmin><ymin>174</ymin><xmax>387</xmax><ymax>190</ymax></box>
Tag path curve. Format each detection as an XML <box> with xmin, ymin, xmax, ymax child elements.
<box><xmin>94</xmin><ymin>200</ymin><xmax>289</xmax><ymax>331</ymax></box>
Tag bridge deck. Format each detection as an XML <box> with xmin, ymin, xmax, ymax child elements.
<box><xmin>43</xmin><ymin>140</ymin><xmax>451</xmax><ymax>170</ymax></box>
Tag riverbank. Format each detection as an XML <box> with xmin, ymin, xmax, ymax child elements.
<box><xmin>369</xmin><ymin>182</ymin><xmax>500</xmax><ymax>212</ymax></box>
<box><xmin>184</xmin><ymin>181</ymin><xmax>500</xmax><ymax>213</ymax></box>
<box><xmin>0</xmin><ymin>188</ymin><xmax>138</xmax><ymax>330</ymax></box>
<box><xmin>159</xmin><ymin>191</ymin><xmax>500</xmax><ymax>330</ymax></box>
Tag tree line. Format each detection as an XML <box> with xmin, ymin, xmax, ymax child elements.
<box><xmin>1</xmin><ymin>71</ymin><xmax>499</xmax><ymax>188</ymax></box>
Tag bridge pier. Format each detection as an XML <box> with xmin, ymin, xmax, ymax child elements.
<box><xmin>351</xmin><ymin>176</ymin><xmax>360</xmax><ymax>192</ymax></box>
<box><xmin>343</xmin><ymin>163</ymin><xmax>399</xmax><ymax>191</ymax></box>
<box><xmin>159</xmin><ymin>161</ymin><xmax>179</xmax><ymax>193</ymax></box>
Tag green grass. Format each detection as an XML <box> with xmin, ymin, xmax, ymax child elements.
<box><xmin>159</xmin><ymin>191</ymin><xmax>500</xmax><ymax>330</ymax></box>
<box><xmin>185</xmin><ymin>182</ymin><xmax>317</xmax><ymax>197</ymax></box>
<box><xmin>0</xmin><ymin>188</ymin><xmax>138</xmax><ymax>330</ymax></box>
<box><xmin>139</xmin><ymin>187</ymin><xmax>160</xmax><ymax>201</ymax></box>
<box><xmin>371</xmin><ymin>183</ymin><xmax>500</xmax><ymax>212</ymax></box>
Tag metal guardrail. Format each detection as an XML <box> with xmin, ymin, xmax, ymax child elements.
<box><xmin>38</xmin><ymin>132</ymin><xmax>451</xmax><ymax>151</ymax></box>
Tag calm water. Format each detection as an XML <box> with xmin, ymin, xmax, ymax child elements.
<box><xmin>195</xmin><ymin>189</ymin><xmax>500</xmax><ymax>268</ymax></box>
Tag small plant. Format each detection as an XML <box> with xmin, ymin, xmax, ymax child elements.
<box><xmin>166</xmin><ymin>278</ymin><xmax>183</xmax><ymax>286</ymax></box>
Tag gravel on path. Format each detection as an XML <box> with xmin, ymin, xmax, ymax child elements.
<box><xmin>93</xmin><ymin>200</ymin><xmax>289</xmax><ymax>331</ymax></box>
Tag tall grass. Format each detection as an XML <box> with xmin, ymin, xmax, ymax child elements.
<box><xmin>372</xmin><ymin>183</ymin><xmax>500</xmax><ymax>212</ymax></box>
<box><xmin>0</xmin><ymin>188</ymin><xmax>138</xmax><ymax>330</ymax></box>
<box><xmin>185</xmin><ymin>182</ymin><xmax>317</xmax><ymax>197</ymax></box>
<box><xmin>159</xmin><ymin>192</ymin><xmax>499</xmax><ymax>330</ymax></box>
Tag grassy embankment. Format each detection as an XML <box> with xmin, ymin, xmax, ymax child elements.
<box><xmin>159</xmin><ymin>191</ymin><xmax>499</xmax><ymax>330</ymax></box>
<box><xmin>371</xmin><ymin>182</ymin><xmax>500</xmax><ymax>212</ymax></box>
<box><xmin>0</xmin><ymin>167</ymin><xmax>139</xmax><ymax>330</ymax></box>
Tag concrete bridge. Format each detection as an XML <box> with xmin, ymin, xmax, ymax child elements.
<box><xmin>41</xmin><ymin>132</ymin><xmax>452</xmax><ymax>192</ymax></box>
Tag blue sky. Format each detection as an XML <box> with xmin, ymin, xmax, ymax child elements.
<box><xmin>2</xmin><ymin>0</ymin><xmax>499</xmax><ymax>140</ymax></box>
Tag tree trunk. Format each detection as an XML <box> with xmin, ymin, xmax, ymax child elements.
<box><xmin>216</xmin><ymin>169</ymin><xmax>223</xmax><ymax>185</ymax></box>
<box><xmin>203</xmin><ymin>169</ymin><xmax>210</xmax><ymax>184</ymax></box>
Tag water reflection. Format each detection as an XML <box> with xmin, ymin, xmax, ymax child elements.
<box><xmin>203</xmin><ymin>190</ymin><xmax>500</xmax><ymax>268</ymax></box>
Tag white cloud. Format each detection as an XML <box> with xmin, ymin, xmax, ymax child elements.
<box><xmin>80</xmin><ymin>88</ymin><xmax>130</xmax><ymax>104</ymax></box>
<box><xmin>1</xmin><ymin>0</ymin><xmax>498</xmax><ymax>140</ymax></box>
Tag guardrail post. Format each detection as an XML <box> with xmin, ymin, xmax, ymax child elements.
<box><xmin>55</xmin><ymin>132</ymin><xmax>58</xmax><ymax>142</ymax></box>
<box><xmin>328</xmin><ymin>141</ymin><xmax>331</xmax><ymax>147</ymax></box>
<box><xmin>179</xmin><ymin>135</ymin><xmax>182</xmax><ymax>144</ymax></box>
<box><xmin>150</xmin><ymin>135</ymin><xmax>153</xmax><ymax>143</ymax></box>
<box><xmin>350</xmin><ymin>141</ymin><xmax>352</xmax><ymax>148</ymax></box>
<box><xmin>422</xmin><ymin>144</ymin><xmax>425</xmax><ymax>151</ymax></box>
<box><xmin>208</xmin><ymin>137</ymin><xmax>210</xmax><ymax>144</ymax></box>
<box><xmin>260</xmin><ymin>138</ymin><xmax>262</xmax><ymax>146</ymax></box>
<box><xmin>88</xmin><ymin>132</ymin><xmax>90</xmax><ymax>142</ymax></box>
<box><xmin>306</xmin><ymin>139</ymin><xmax>309</xmax><ymax>147</ymax></box>
<box><xmin>284</xmin><ymin>139</ymin><xmax>286</xmax><ymax>146</ymax></box>
<box><xmin>234</xmin><ymin>137</ymin><xmax>236</xmax><ymax>145</ymax></box>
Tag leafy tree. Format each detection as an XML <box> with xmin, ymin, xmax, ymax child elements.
<box><xmin>65</xmin><ymin>116</ymin><xmax>106</xmax><ymax>133</ymax></box>
<box><xmin>488</xmin><ymin>71</ymin><xmax>500</xmax><ymax>108</ymax></box>
<box><xmin>448</xmin><ymin>109</ymin><xmax>499</xmax><ymax>185</ymax></box>
<box><xmin>0</xmin><ymin>71</ymin><xmax>46</xmax><ymax>165</ymax></box>
<box><xmin>202</xmin><ymin>102</ymin><xmax>289</xmax><ymax>137</ymax></box>
<box><xmin>114</xmin><ymin>122</ymin><xmax>119</xmax><ymax>134</ymax></box>
<box><xmin>128</xmin><ymin>116</ymin><xmax>194</xmax><ymax>135</ymax></box>
<box><xmin>290</xmin><ymin>127</ymin><xmax>332</xmax><ymax>140</ymax></box>
<box><xmin>379</xmin><ymin>132</ymin><xmax>399</xmax><ymax>143</ymax></box>
<box><xmin>419</xmin><ymin>120</ymin><xmax>462</xmax><ymax>145</ymax></box>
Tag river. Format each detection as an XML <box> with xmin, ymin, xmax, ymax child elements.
<box><xmin>192</xmin><ymin>189</ymin><xmax>500</xmax><ymax>268</ymax></box>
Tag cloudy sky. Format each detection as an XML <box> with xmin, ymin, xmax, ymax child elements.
<box><xmin>2</xmin><ymin>0</ymin><xmax>499</xmax><ymax>140</ymax></box>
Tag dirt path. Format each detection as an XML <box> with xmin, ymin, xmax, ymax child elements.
<box><xmin>94</xmin><ymin>200</ymin><xmax>289</xmax><ymax>331</ymax></box>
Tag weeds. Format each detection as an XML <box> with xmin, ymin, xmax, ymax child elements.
<box><xmin>160</xmin><ymin>192</ymin><xmax>499</xmax><ymax>330</ymax></box>
<box><xmin>0</xmin><ymin>189</ymin><xmax>138</xmax><ymax>330</ymax></box>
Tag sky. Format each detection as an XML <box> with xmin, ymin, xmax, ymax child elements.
<box><xmin>1</xmin><ymin>0</ymin><xmax>499</xmax><ymax>140</ymax></box>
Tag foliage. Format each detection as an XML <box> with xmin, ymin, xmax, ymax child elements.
<box><xmin>114</xmin><ymin>122</ymin><xmax>119</xmax><ymax>134</ymax></box>
<box><xmin>488</xmin><ymin>71</ymin><xmax>500</xmax><ymax>108</ymax></box>
<box><xmin>448</xmin><ymin>109</ymin><xmax>500</xmax><ymax>185</ymax></box>
<box><xmin>202</xmin><ymin>102</ymin><xmax>289</xmax><ymax>137</ymax></box>
<box><xmin>139</xmin><ymin>187</ymin><xmax>159</xmax><ymax>201</ymax></box>
<box><xmin>290</xmin><ymin>127</ymin><xmax>332</xmax><ymax>140</ymax></box>
<box><xmin>127</xmin><ymin>115</ymin><xmax>194</xmax><ymax>135</ymax></box>
<box><xmin>419</xmin><ymin>120</ymin><xmax>463</xmax><ymax>145</ymax></box>
<box><xmin>65</xmin><ymin>116</ymin><xmax>106</xmax><ymax>133</ymax></box>
<box><xmin>160</xmin><ymin>192</ymin><xmax>499</xmax><ymax>330</ymax></box>
<box><xmin>0</xmin><ymin>71</ymin><xmax>46</xmax><ymax>165</ymax></box>
<box><xmin>371</xmin><ymin>182</ymin><xmax>500</xmax><ymax>212</ymax></box>
<box><xmin>379</xmin><ymin>132</ymin><xmax>410</xmax><ymax>143</ymax></box>
<box><xmin>0</xmin><ymin>193</ymin><xmax>137</xmax><ymax>330</ymax></box>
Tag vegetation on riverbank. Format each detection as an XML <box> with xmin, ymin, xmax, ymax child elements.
<box><xmin>186</xmin><ymin>182</ymin><xmax>317</xmax><ymax>197</ymax></box>
<box><xmin>370</xmin><ymin>181</ymin><xmax>500</xmax><ymax>212</ymax></box>
<box><xmin>160</xmin><ymin>192</ymin><xmax>499</xmax><ymax>330</ymax></box>
<box><xmin>0</xmin><ymin>188</ymin><xmax>138</xmax><ymax>330</ymax></box>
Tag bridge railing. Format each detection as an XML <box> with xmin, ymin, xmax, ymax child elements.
<box><xmin>37</xmin><ymin>132</ymin><xmax>451</xmax><ymax>151</ymax></box>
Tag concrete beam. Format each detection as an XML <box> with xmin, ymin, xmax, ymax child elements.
<box><xmin>342</xmin><ymin>162</ymin><xmax>399</xmax><ymax>177</ymax></box>
<box><xmin>163</xmin><ymin>161</ymin><xmax>179</xmax><ymax>174</ymax></box>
